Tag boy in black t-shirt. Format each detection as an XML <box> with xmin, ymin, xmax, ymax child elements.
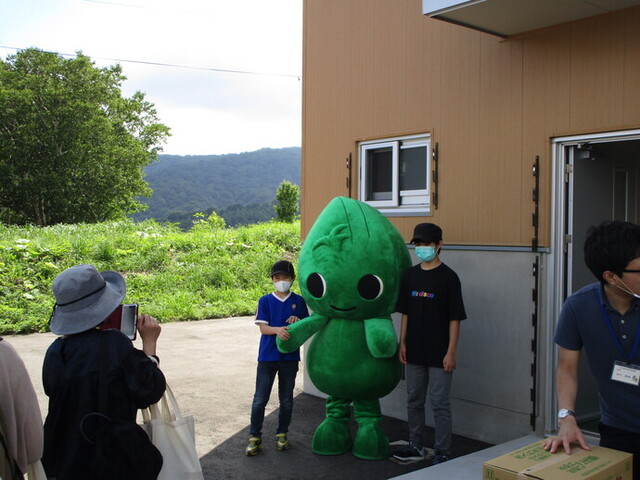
<box><xmin>392</xmin><ymin>223</ymin><xmax>466</xmax><ymax>465</ymax></box>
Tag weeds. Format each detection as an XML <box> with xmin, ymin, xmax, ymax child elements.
<box><xmin>0</xmin><ymin>218</ymin><xmax>301</xmax><ymax>334</ymax></box>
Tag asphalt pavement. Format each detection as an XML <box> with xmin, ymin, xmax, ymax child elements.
<box><xmin>6</xmin><ymin>316</ymin><xmax>490</xmax><ymax>479</ymax></box>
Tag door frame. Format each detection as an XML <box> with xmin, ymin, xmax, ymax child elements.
<box><xmin>544</xmin><ymin>128</ymin><xmax>640</xmax><ymax>435</ymax></box>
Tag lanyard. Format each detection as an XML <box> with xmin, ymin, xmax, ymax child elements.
<box><xmin>597</xmin><ymin>287</ymin><xmax>640</xmax><ymax>363</ymax></box>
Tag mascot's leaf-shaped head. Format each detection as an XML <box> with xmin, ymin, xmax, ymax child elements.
<box><xmin>299</xmin><ymin>197</ymin><xmax>411</xmax><ymax>319</ymax></box>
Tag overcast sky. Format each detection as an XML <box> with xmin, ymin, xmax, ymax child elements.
<box><xmin>0</xmin><ymin>0</ymin><xmax>302</xmax><ymax>156</ymax></box>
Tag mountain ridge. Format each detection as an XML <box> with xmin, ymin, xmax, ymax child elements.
<box><xmin>133</xmin><ymin>146</ymin><xmax>301</xmax><ymax>227</ymax></box>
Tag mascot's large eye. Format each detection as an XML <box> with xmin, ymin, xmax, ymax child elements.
<box><xmin>307</xmin><ymin>273</ymin><xmax>327</xmax><ymax>298</ymax></box>
<box><xmin>358</xmin><ymin>274</ymin><xmax>384</xmax><ymax>300</ymax></box>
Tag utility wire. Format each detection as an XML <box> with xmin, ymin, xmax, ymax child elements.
<box><xmin>81</xmin><ymin>0</ymin><xmax>202</xmax><ymax>16</ymax></box>
<box><xmin>82</xmin><ymin>0</ymin><xmax>161</xmax><ymax>10</ymax></box>
<box><xmin>0</xmin><ymin>45</ymin><xmax>301</xmax><ymax>80</ymax></box>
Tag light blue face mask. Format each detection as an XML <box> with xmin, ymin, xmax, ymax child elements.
<box><xmin>415</xmin><ymin>246</ymin><xmax>437</xmax><ymax>263</ymax></box>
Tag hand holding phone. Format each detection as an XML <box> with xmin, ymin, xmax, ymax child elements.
<box><xmin>137</xmin><ymin>314</ymin><xmax>161</xmax><ymax>356</ymax></box>
<box><xmin>100</xmin><ymin>304</ymin><xmax>138</xmax><ymax>340</ymax></box>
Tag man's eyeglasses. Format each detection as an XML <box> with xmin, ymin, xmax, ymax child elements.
<box><xmin>622</xmin><ymin>269</ymin><xmax>640</xmax><ymax>273</ymax></box>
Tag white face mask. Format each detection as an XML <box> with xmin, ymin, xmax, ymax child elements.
<box><xmin>274</xmin><ymin>280</ymin><xmax>292</xmax><ymax>293</ymax></box>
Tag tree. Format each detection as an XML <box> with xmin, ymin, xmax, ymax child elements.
<box><xmin>0</xmin><ymin>48</ymin><xmax>170</xmax><ymax>225</ymax></box>
<box><xmin>274</xmin><ymin>180</ymin><xmax>299</xmax><ymax>223</ymax></box>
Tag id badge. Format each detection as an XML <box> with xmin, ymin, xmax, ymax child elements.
<box><xmin>611</xmin><ymin>360</ymin><xmax>640</xmax><ymax>386</ymax></box>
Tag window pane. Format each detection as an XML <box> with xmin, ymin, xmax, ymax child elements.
<box><xmin>400</xmin><ymin>146</ymin><xmax>427</xmax><ymax>191</ymax></box>
<box><xmin>366</xmin><ymin>148</ymin><xmax>392</xmax><ymax>200</ymax></box>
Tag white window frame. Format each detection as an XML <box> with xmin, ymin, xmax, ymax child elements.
<box><xmin>359</xmin><ymin>133</ymin><xmax>431</xmax><ymax>216</ymax></box>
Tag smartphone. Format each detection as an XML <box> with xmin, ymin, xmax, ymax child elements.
<box><xmin>100</xmin><ymin>304</ymin><xmax>138</xmax><ymax>340</ymax></box>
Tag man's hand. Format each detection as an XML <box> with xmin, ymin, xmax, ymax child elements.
<box><xmin>443</xmin><ymin>352</ymin><xmax>456</xmax><ymax>372</ymax></box>
<box><xmin>398</xmin><ymin>343</ymin><xmax>407</xmax><ymax>364</ymax></box>
<box><xmin>542</xmin><ymin>416</ymin><xmax>591</xmax><ymax>454</ymax></box>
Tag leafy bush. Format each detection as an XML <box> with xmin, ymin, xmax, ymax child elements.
<box><xmin>0</xmin><ymin>219</ymin><xmax>301</xmax><ymax>334</ymax></box>
<box><xmin>275</xmin><ymin>180</ymin><xmax>300</xmax><ymax>223</ymax></box>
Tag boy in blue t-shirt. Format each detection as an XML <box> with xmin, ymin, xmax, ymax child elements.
<box><xmin>246</xmin><ymin>260</ymin><xmax>309</xmax><ymax>456</ymax></box>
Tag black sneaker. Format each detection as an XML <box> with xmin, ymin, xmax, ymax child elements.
<box><xmin>392</xmin><ymin>444</ymin><xmax>425</xmax><ymax>462</ymax></box>
<box><xmin>431</xmin><ymin>453</ymin><xmax>449</xmax><ymax>465</ymax></box>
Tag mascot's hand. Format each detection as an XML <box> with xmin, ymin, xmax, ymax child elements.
<box><xmin>363</xmin><ymin>317</ymin><xmax>398</xmax><ymax>358</ymax></box>
<box><xmin>276</xmin><ymin>314</ymin><xmax>329</xmax><ymax>353</ymax></box>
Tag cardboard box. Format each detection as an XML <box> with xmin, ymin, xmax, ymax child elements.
<box><xmin>483</xmin><ymin>441</ymin><xmax>633</xmax><ymax>480</ymax></box>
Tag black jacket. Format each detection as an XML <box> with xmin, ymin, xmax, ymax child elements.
<box><xmin>42</xmin><ymin>329</ymin><xmax>165</xmax><ymax>480</ymax></box>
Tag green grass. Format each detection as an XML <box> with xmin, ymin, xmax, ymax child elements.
<box><xmin>0</xmin><ymin>216</ymin><xmax>301</xmax><ymax>334</ymax></box>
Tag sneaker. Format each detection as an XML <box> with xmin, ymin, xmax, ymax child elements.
<box><xmin>245</xmin><ymin>436</ymin><xmax>262</xmax><ymax>456</ymax></box>
<box><xmin>431</xmin><ymin>453</ymin><xmax>449</xmax><ymax>465</ymax></box>
<box><xmin>276</xmin><ymin>432</ymin><xmax>290</xmax><ymax>451</ymax></box>
<box><xmin>392</xmin><ymin>444</ymin><xmax>425</xmax><ymax>462</ymax></box>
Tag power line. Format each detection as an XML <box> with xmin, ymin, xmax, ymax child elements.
<box><xmin>0</xmin><ymin>45</ymin><xmax>301</xmax><ymax>80</ymax></box>
<box><xmin>82</xmin><ymin>0</ymin><xmax>160</xmax><ymax>10</ymax></box>
<box><xmin>81</xmin><ymin>0</ymin><xmax>204</xmax><ymax>16</ymax></box>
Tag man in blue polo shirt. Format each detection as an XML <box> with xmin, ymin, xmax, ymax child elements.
<box><xmin>544</xmin><ymin>221</ymin><xmax>640</xmax><ymax>479</ymax></box>
<box><xmin>246</xmin><ymin>260</ymin><xmax>309</xmax><ymax>456</ymax></box>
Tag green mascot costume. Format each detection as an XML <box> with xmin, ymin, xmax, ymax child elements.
<box><xmin>277</xmin><ymin>196</ymin><xmax>411</xmax><ymax>460</ymax></box>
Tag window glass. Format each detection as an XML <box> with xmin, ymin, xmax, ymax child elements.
<box><xmin>400</xmin><ymin>146</ymin><xmax>427</xmax><ymax>191</ymax></box>
<box><xmin>366</xmin><ymin>147</ymin><xmax>392</xmax><ymax>200</ymax></box>
<box><xmin>359</xmin><ymin>133</ymin><xmax>430</xmax><ymax>215</ymax></box>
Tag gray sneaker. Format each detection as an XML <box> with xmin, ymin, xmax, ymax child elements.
<box><xmin>392</xmin><ymin>444</ymin><xmax>425</xmax><ymax>462</ymax></box>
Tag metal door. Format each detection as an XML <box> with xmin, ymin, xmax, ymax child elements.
<box><xmin>562</xmin><ymin>138</ymin><xmax>640</xmax><ymax>431</ymax></box>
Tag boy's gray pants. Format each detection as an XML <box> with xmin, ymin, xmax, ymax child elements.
<box><xmin>405</xmin><ymin>363</ymin><xmax>453</xmax><ymax>456</ymax></box>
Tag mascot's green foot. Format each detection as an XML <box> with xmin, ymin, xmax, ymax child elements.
<box><xmin>352</xmin><ymin>424</ymin><xmax>390</xmax><ymax>460</ymax></box>
<box><xmin>312</xmin><ymin>418</ymin><xmax>352</xmax><ymax>455</ymax></box>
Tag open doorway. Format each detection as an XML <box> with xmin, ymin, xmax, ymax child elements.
<box><xmin>553</xmin><ymin>131</ymin><xmax>640</xmax><ymax>435</ymax></box>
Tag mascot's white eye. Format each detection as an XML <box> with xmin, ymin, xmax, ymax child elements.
<box><xmin>307</xmin><ymin>273</ymin><xmax>327</xmax><ymax>299</ymax></box>
<box><xmin>358</xmin><ymin>274</ymin><xmax>383</xmax><ymax>300</ymax></box>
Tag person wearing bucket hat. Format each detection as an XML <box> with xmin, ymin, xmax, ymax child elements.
<box><xmin>49</xmin><ymin>264</ymin><xmax>127</xmax><ymax>335</ymax></box>
<box><xmin>245</xmin><ymin>260</ymin><xmax>309</xmax><ymax>456</ymax></box>
<box><xmin>41</xmin><ymin>264</ymin><xmax>166</xmax><ymax>480</ymax></box>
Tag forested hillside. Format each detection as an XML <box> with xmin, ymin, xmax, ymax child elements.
<box><xmin>132</xmin><ymin>147</ymin><xmax>301</xmax><ymax>227</ymax></box>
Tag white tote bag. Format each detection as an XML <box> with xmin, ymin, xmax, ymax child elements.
<box><xmin>141</xmin><ymin>385</ymin><xmax>204</xmax><ymax>480</ymax></box>
<box><xmin>26</xmin><ymin>460</ymin><xmax>47</xmax><ymax>480</ymax></box>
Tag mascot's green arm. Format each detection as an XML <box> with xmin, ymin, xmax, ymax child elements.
<box><xmin>363</xmin><ymin>317</ymin><xmax>398</xmax><ymax>358</ymax></box>
<box><xmin>276</xmin><ymin>314</ymin><xmax>329</xmax><ymax>353</ymax></box>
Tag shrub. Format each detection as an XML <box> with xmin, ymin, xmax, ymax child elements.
<box><xmin>0</xmin><ymin>219</ymin><xmax>301</xmax><ymax>333</ymax></box>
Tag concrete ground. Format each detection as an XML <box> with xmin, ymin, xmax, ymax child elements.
<box><xmin>6</xmin><ymin>316</ymin><xmax>491</xmax><ymax>480</ymax></box>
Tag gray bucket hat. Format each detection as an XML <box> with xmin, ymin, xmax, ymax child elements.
<box><xmin>50</xmin><ymin>264</ymin><xmax>126</xmax><ymax>335</ymax></box>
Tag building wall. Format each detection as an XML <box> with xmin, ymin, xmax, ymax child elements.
<box><xmin>301</xmin><ymin>248</ymin><xmax>541</xmax><ymax>444</ymax></box>
<box><xmin>302</xmin><ymin>0</ymin><xmax>640</xmax><ymax>246</ymax></box>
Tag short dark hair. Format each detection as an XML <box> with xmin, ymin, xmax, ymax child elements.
<box><xmin>584</xmin><ymin>220</ymin><xmax>640</xmax><ymax>282</ymax></box>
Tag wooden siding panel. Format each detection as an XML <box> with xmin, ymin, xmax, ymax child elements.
<box><xmin>345</xmin><ymin>1</ymin><xmax>377</xmax><ymax>140</ymax></box>
<box><xmin>623</xmin><ymin>8</ymin><xmax>640</xmax><ymax>125</ymax></box>
<box><xmin>437</xmin><ymin>25</ymin><xmax>483</xmax><ymax>244</ymax></box>
<box><xmin>302</xmin><ymin>0</ymin><xmax>640</xmax><ymax>246</ymax></box>
<box><xmin>522</xmin><ymin>28</ymin><xmax>573</xmax><ymax>247</ymax></box>
<box><xmin>569</xmin><ymin>13</ymin><xmax>626</xmax><ymax>131</ymax></box>
<box><xmin>301</xmin><ymin>0</ymin><xmax>351</xmax><ymax>233</ymax></box>
<box><xmin>477</xmin><ymin>36</ymin><xmax>525</xmax><ymax>245</ymax></box>
<box><xmin>371</xmin><ymin>3</ymin><xmax>408</xmax><ymax>135</ymax></box>
<box><xmin>403</xmin><ymin>3</ymin><xmax>443</xmax><ymax>130</ymax></box>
